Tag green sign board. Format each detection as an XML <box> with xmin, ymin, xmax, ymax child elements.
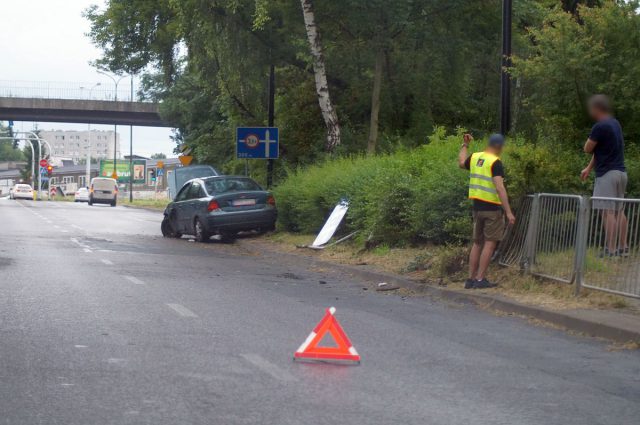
<box><xmin>99</xmin><ymin>160</ymin><xmax>146</xmax><ymax>184</ymax></box>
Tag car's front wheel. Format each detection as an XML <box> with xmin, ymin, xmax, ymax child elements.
<box><xmin>161</xmin><ymin>216</ymin><xmax>182</xmax><ymax>238</ymax></box>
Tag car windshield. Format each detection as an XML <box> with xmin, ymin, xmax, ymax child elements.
<box><xmin>204</xmin><ymin>177</ymin><xmax>262</xmax><ymax>194</ymax></box>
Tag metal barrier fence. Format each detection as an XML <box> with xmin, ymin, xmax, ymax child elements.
<box><xmin>498</xmin><ymin>195</ymin><xmax>533</xmax><ymax>268</ymax></box>
<box><xmin>499</xmin><ymin>193</ymin><xmax>640</xmax><ymax>299</ymax></box>
<box><xmin>582</xmin><ymin>197</ymin><xmax>640</xmax><ymax>298</ymax></box>
<box><xmin>528</xmin><ymin>194</ymin><xmax>584</xmax><ymax>284</ymax></box>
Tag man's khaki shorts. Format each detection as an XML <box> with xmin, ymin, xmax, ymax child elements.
<box><xmin>472</xmin><ymin>210</ymin><xmax>505</xmax><ymax>243</ymax></box>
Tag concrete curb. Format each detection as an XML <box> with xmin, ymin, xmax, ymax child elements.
<box><xmin>239</xmin><ymin>239</ymin><xmax>640</xmax><ymax>344</ymax></box>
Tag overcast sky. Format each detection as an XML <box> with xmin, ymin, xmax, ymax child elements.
<box><xmin>0</xmin><ymin>0</ymin><xmax>175</xmax><ymax>158</ymax></box>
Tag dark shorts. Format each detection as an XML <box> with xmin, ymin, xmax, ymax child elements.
<box><xmin>472</xmin><ymin>210</ymin><xmax>505</xmax><ymax>243</ymax></box>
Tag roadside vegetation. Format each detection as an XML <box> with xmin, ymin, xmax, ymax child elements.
<box><xmin>83</xmin><ymin>1</ymin><xmax>640</xmax><ymax>182</ymax></box>
<box><xmin>120</xmin><ymin>198</ymin><xmax>170</xmax><ymax>211</ymax></box>
<box><xmin>274</xmin><ymin>129</ymin><xmax>640</xmax><ymax>247</ymax></box>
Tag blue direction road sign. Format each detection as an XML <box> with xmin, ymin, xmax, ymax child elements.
<box><xmin>39</xmin><ymin>166</ymin><xmax>47</xmax><ymax>175</ymax></box>
<box><xmin>157</xmin><ymin>168</ymin><xmax>164</xmax><ymax>177</ymax></box>
<box><xmin>236</xmin><ymin>127</ymin><xmax>279</xmax><ymax>159</ymax></box>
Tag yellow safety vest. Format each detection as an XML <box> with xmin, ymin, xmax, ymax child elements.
<box><xmin>468</xmin><ymin>151</ymin><xmax>501</xmax><ymax>205</ymax></box>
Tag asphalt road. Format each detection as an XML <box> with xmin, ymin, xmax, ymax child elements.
<box><xmin>1</xmin><ymin>198</ymin><xmax>639</xmax><ymax>425</ymax></box>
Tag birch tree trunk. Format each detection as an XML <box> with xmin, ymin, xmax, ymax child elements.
<box><xmin>367</xmin><ymin>49</ymin><xmax>384</xmax><ymax>155</ymax></box>
<box><xmin>300</xmin><ymin>0</ymin><xmax>341</xmax><ymax>152</ymax></box>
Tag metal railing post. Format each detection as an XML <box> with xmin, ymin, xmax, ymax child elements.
<box><xmin>523</xmin><ymin>194</ymin><xmax>540</xmax><ymax>273</ymax></box>
<box><xmin>573</xmin><ymin>196</ymin><xmax>590</xmax><ymax>296</ymax></box>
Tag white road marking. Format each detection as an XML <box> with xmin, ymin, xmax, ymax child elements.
<box><xmin>61</xmin><ymin>230</ymin><xmax>69</xmax><ymax>233</ymax></box>
<box><xmin>101</xmin><ymin>259</ymin><xmax>114</xmax><ymax>266</ymax></box>
<box><xmin>53</xmin><ymin>225</ymin><xmax>60</xmax><ymax>229</ymax></box>
<box><xmin>124</xmin><ymin>275</ymin><xmax>145</xmax><ymax>285</ymax></box>
<box><xmin>70</xmin><ymin>237</ymin><xmax>92</xmax><ymax>251</ymax></box>
<box><xmin>75</xmin><ymin>345</ymin><xmax>88</xmax><ymax>348</ymax></box>
<box><xmin>71</xmin><ymin>224</ymin><xmax>83</xmax><ymax>230</ymax></box>
<box><xmin>83</xmin><ymin>248</ymin><xmax>92</xmax><ymax>253</ymax></box>
<box><xmin>240</xmin><ymin>354</ymin><xmax>297</xmax><ymax>382</ymax></box>
<box><xmin>166</xmin><ymin>303</ymin><xmax>198</xmax><ymax>318</ymax></box>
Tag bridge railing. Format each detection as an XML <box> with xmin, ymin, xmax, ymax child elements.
<box><xmin>0</xmin><ymin>80</ymin><xmax>141</xmax><ymax>102</ymax></box>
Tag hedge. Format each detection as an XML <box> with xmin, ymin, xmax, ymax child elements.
<box><xmin>273</xmin><ymin>128</ymin><xmax>640</xmax><ymax>246</ymax></box>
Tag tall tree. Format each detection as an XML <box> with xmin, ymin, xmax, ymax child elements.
<box><xmin>300</xmin><ymin>0</ymin><xmax>341</xmax><ymax>152</ymax></box>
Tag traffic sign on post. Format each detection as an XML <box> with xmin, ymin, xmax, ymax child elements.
<box><xmin>39</xmin><ymin>159</ymin><xmax>48</xmax><ymax>167</ymax></box>
<box><xmin>236</xmin><ymin>127</ymin><xmax>279</xmax><ymax>159</ymax></box>
<box><xmin>178</xmin><ymin>156</ymin><xmax>193</xmax><ymax>166</ymax></box>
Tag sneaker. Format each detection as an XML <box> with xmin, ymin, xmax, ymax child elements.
<box><xmin>619</xmin><ymin>247</ymin><xmax>630</xmax><ymax>258</ymax></box>
<box><xmin>473</xmin><ymin>278</ymin><xmax>498</xmax><ymax>289</ymax></box>
<box><xmin>464</xmin><ymin>279</ymin><xmax>475</xmax><ymax>289</ymax></box>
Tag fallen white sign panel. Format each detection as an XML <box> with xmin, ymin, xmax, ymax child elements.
<box><xmin>311</xmin><ymin>202</ymin><xmax>349</xmax><ymax>248</ymax></box>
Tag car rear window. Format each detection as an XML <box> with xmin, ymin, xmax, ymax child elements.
<box><xmin>205</xmin><ymin>178</ymin><xmax>262</xmax><ymax>194</ymax></box>
<box><xmin>93</xmin><ymin>179</ymin><xmax>116</xmax><ymax>188</ymax></box>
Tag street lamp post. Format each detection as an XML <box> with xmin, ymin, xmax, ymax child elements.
<box><xmin>86</xmin><ymin>83</ymin><xmax>101</xmax><ymax>187</ymax></box>
<box><xmin>500</xmin><ymin>0</ymin><xmax>513</xmax><ymax>136</ymax></box>
<box><xmin>9</xmin><ymin>132</ymin><xmax>51</xmax><ymax>199</ymax></box>
<box><xmin>129</xmin><ymin>77</ymin><xmax>134</xmax><ymax>202</ymax></box>
<box><xmin>97</xmin><ymin>71</ymin><xmax>127</xmax><ymax>179</ymax></box>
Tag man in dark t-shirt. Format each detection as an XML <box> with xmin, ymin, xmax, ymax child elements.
<box><xmin>581</xmin><ymin>94</ymin><xmax>628</xmax><ymax>256</ymax></box>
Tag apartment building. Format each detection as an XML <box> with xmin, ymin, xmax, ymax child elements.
<box><xmin>39</xmin><ymin>130</ymin><xmax>121</xmax><ymax>162</ymax></box>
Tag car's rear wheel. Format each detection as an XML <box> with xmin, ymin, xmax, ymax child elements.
<box><xmin>194</xmin><ymin>218</ymin><xmax>209</xmax><ymax>242</ymax></box>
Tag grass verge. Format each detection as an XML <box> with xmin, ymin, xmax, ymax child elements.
<box><xmin>119</xmin><ymin>199</ymin><xmax>169</xmax><ymax>211</ymax></box>
<box><xmin>259</xmin><ymin>232</ymin><xmax>638</xmax><ymax>313</ymax></box>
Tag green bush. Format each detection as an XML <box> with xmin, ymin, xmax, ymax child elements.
<box><xmin>273</xmin><ymin>128</ymin><xmax>639</xmax><ymax>246</ymax></box>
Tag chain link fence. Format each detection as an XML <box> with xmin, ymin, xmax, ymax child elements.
<box><xmin>499</xmin><ymin>193</ymin><xmax>640</xmax><ymax>299</ymax></box>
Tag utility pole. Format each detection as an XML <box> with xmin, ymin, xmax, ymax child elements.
<box><xmin>97</xmin><ymin>71</ymin><xmax>127</xmax><ymax>179</ymax></box>
<box><xmin>500</xmin><ymin>0</ymin><xmax>513</xmax><ymax>136</ymax></box>
<box><xmin>129</xmin><ymin>77</ymin><xmax>134</xmax><ymax>202</ymax></box>
<box><xmin>86</xmin><ymin>83</ymin><xmax>101</xmax><ymax>188</ymax></box>
<box><xmin>267</xmin><ymin>64</ymin><xmax>275</xmax><ymax>188</ymax></box>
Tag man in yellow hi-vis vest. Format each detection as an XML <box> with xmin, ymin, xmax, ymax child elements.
<box><xmin>458</xmin><ymin>133</ymin><xmax>515</xmax><ymax>289</ymax></box>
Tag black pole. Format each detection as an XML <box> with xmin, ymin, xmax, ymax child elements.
<box><xmin>266</xmin><ymin>64</ymin><xmax>275</xmax><ymax>188</ymax></box>
<box><xmin>129</xmin><ymin>77</ymin><xmax>134</xmax><ymax>202</ymax></box>
<box><xmin>500</xmin><ymin>0</ymin><xmax>512</xmax><ymax>136</ymax></box>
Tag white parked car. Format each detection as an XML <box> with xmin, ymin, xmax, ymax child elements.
<box><xmin>10</xmin><ymin>184</ymin><xmax>34</xmax><ymax>200</ymax></box>
<box><xmin>74</xmin><ymin>187</ymin><xmax>90</xmax><ymax>202</ymax></box>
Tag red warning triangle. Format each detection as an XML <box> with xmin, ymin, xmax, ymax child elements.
<box><xmin>294</xmin><ymin>307</ymin><xmax>360</xmax><ymax>363</ymax></box>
